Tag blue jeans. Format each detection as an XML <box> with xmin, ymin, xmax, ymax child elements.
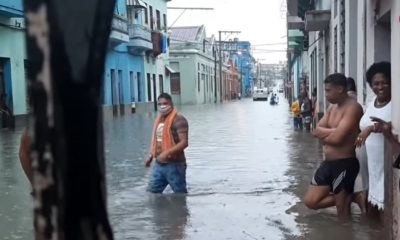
<box><xmin>294</xmin><ymin>117</ymin><xmax>303</xmax><ymax>129</ymax></box>
<box><xmin>147</xmin><ymin>161</ymin><xmax>187</xmax><ymax>193</ymax></box>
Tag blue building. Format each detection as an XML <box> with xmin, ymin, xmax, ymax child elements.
<box><xmin>224</xmin><ymin>39</ymin><xmax>255</xmax><ymax>96</ymax></box>
<box><xmin>0</xmin><ymin>0</ymin><xmax>26</xmax><ymax>127</ymax></box>
<box><xmin>104</xmin><ymin>0</ymin><xmax>171</xmax><ymax>115</ymax></box>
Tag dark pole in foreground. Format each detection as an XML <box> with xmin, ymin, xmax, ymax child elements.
<box><xmin>24</xmin><ymin>0</ymin><xmax>115</xmax><ymax>239</ymax></box>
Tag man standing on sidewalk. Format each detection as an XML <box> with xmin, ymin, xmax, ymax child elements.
<box><xmin>303</xmin><ymin>73</ymin><xmax>363</xmax><ymax>218</ymax></box>
<box><xmin>145</xmin><ymin>93</ymin><xmax>189</xmax><ymax>193</ymax></box>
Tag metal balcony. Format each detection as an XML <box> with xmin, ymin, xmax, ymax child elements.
<box><xmin>109</xmin><ymin>14</ymin><xmax>129</xmax><ymax>46</ymax></box>
<box><xmin>305</xmin><ymin>10</ymin><xmax>331</xmax><ymax>31</ymax></box>
<box><xmin>127</xmin><ymin>24</ymin><xmax>153</xmax><ymax>54</ymax></box>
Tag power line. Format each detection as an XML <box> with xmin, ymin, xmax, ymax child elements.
<box><xmin>169</xmin><ymin>38</ymin><xmax>286</xmax><ymax>47</ymax></box>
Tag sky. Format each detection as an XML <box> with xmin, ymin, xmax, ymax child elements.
<box><xmin>167</xmin><ymin>0</ymin><xmax>287</xmax><ymax>64</ymax></box>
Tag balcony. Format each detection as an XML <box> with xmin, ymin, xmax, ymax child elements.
<box><xmin>287</xmin><ymin>16</ymin><xmax>304</xmax><ymax>30</ymax></box>
<box><xmin>0</xmin><ymin>0</ymin><xmax>23</xmax><ymax>17</ymax></box>
<box><xmin>305</xmin><ymin>10</ymin><xmax>331</xmax><ymax>31</ymax></box>
<box><xmin>127</xmin><ymin>24</ymin><xmax>153</xmax><ymax>55</ymax></box>
<box><xmin>109</xmin><ymin>14</ymin><xmax>129</xmax><ymax>46</ymax></box>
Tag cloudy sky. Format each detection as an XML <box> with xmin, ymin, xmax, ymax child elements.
<box><xmin>167</xmin><ymin>0</ymin><xmax>287</xmax><ymax>64</ymax></box>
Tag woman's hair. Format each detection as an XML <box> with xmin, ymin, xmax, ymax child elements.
<box><xmin>366</xmin><ymin>62</ymin><xmax>391</xmax><ymax>87</ymax></box>
<box><xmin>346</xmin><ymin>77</ymin><xmax>356</xmax><ymax>92</ymax></box>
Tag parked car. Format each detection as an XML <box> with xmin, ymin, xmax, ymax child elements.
<box><xmin>253</xmin><ymin>89</ymin><xmax>268</xmax><ymax>101</ymax></box>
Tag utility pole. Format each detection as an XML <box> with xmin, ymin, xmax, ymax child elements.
<box><xmin>214</xmin><ymin>46</ymin><xmax>218</xmax><ymax>103</ymax></box>
<box><xmin>218</xmin><ymin>30</ymin><xmax>240</xmax><ymax>102</ymax></box>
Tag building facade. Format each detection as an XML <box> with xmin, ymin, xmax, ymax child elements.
<box><xmin>228</xmin><ymin>40</ymin><xmax>255</xmax><ymax>97</ymax></box>
<box><xmin>103</xmin><ymin>0</ymin><xmax>171</xmax><ymax>115</ymax></box>
<box><xmin>0</xmin><ymin>0</ymin><xmax>26</xmax><ymax>123</ymax></box>
<box><xmin>169</xmin><ymin>25</ymin><xmax>220</xmax><ymax>105</ymax></box>
<box><xmin>287</xmin><ymin>0</ymin><xmax>400</xmax><ymax>236</ymax></box>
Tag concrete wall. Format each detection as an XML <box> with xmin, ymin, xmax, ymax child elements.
<box><xmin>170</xmin><ymin>50</ymin><xmax>215</xmax><ymax>105</ymax></box>
<box><xmin>0</xmin><ymin>18</ymin><xmax>26</xmax><ymax>115</ymax></box>
<box><xmin>391</xmin><ymin>1</ymin><xmax>400</xmax><ymax>237</ymax></box>
<box><xmin>345</xmin><ymin>0</ymin><xmax>358</xmax><ymax>80</ymax></box>
<box><xmin>104</xmin><ymin>46</ymin><xmax>145</xmax><ymax>106</ymax></box>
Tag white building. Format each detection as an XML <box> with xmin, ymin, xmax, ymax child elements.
<box><xmin>287</xmin><ymin>0</ymin><xmax>400</xmax><ymax>235</ymax></box>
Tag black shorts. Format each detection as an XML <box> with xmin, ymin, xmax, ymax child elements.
<box><xmin>311</xmin><ymin>157</ymin><xmax>359</xmax><ymax>194</ymax></box>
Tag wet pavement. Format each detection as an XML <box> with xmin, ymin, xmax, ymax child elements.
<box><xmin>0</xmin><ymin>95</ymin><xmax>383</xmax><ymax>239</ymax></box>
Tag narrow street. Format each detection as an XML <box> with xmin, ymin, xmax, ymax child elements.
<box><xmin>0</xmin><ymin>96</ymin><xmax>383</xmax><ymax>239</ymax></box>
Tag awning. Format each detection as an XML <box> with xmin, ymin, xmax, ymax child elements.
<box><xmin>126</xmin><ymin>0</ymin><xmax>147</xmax><ymax>9</ymax></box>
<box><xmin>165</xmin><ymin>66</ymin><xmax>177</xmax><ymax>74</ymax></box>
<box><xmin>288</xmin><ymin>29</ymin><xmax>304</xmax><ymax>38</ymax></box>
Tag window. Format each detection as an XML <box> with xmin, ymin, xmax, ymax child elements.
<box><xmin>171</xmin><ymin>73</ymin><xmax>181</xmax><ymax>94</ymax></box>
<box><xmin>334</xmin><ymin>26</ymin><xmax>338</xmax><ymax>72</ymax></box>
<box><xmin>198</xmin><ymin>73</ymin><xmax>200</xmax><ymax>92</ymax></box>
<box><xmin>147</xmin><ymin>73</ymin><xmax>151</xmax><ymax>101</ymax></box>
<box><xmin>149</xmin><ymin>6</ymin><xmax>154</xmax><ymax>30</ymax></box>
<box><xmin>137</xmin><ymin>72</ymin><xmax>142</xmax><ymax>102</ymax></box>
<box><xmin>340</xmin><ymin>0</ymin><xmax>345</xmax><ymax>73</ymax></box>
<box><xmin>118</xmin><ymin>70</ymin><xmax>123</xmax><ymax>104</ymax></box>
<box><xmin>206</xmin><ymin>75</ymin><xmax>209</xmax><ymax>92</ymax></box>
<box><xmin>144</xmin><ymin>7</ymin><xmax>148</xmax><ymax>24</ymax></box>
<box><xmin>130</xmin><ymin>71</ymin><xmax>135</xmax><ymax>102</ymax></box>
<box><xmin>159</xmin><ymin>74</ymin><xmax>164</xmax><ymax>93</ymax></box>
<box><xmin>163</xmin><ymin>14</ymin><xmax>167</xmax><ymax>31</ymax></box>
<box><xmin>156</xmin><ymin>10</ymin><xmax>161</xmax><ymax>30</ymax></box>
<box><xmin>110</xmin><ymin>69</ymin><xmax>117</xmax><ymax>105</ymax></box>
<box><xmin>153</xmin><ymin>74</ymin><xmax>156</xmax><ymax>98</ymax></box>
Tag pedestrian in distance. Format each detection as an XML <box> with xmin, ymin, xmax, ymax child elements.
<box><xmin>304</xmin><ymin>73</ymin><xmax>363</xmax><ymax>219</ymax></box>
<box><xmin>145</xmin><ymin>93</ymin><xmax>189</xmax><ymax>194</ymax></box>
<box><xmin>291</xmin><ymin>98</ymin><xmax>302</xmax><ymax>130</ymax></box>
<box><xmin>300</xmin><ymin>90</ymin><xmax>312</xmax><ymax>131</ymax></box>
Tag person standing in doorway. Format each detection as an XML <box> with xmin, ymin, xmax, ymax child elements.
<box><xmin>355</xmin><ymin>62</ymin><xmax>391</xmax><ymax>220</ymax></box>
<box><xmin>304</xmin><ymin>73</ymin><xmax>363</xmax><ymax>218</ymax></box>
<box><xmin>145</xmin><ymin>93</ymin><xmax>189</xmax><ymax>194</ymax></box>
<box><xmin>346</xmin><ymin>76</ymin><xmax>368</xmax><ymax>213</ymax></box>
<box><xmin>347</xmin><ymin>77</ymin><xmax>357</xmax><ymax>100</ymax></box>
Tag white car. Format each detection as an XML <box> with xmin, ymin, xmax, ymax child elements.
<box><xmin>252</xmin><ymin>89</ymin><xmax>268</xmax><ymax>101</ymax></box>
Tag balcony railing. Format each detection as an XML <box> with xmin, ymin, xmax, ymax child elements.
<box><xmin>127</xmin><ymin>24</ymin><xmax>153</xmax><ymax>53</ymax></box>
<box><xmin>109</xmin><ymin>14</ymin><xmax>129</xmax><ymax>45</ymax></box>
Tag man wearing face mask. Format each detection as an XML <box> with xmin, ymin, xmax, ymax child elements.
<box><xmin>145</xmin><ymin>93</ymin><xmax>189</xmax><ymax>193</ymax></box>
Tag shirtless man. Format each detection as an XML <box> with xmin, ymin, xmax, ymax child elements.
<box><xmin>304</xmin><ymin>73</ymin><xmax>363</xmax><ymax>218</ymax></box>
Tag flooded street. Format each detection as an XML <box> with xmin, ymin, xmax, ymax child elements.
<box><xmin>0</xmin><ymin>96</ymin><xmax>383</xmax><ymax>239</ymax></box>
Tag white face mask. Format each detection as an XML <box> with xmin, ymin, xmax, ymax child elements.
<box><xmin>159</xmin><ymin>105</ymin><xmax>172</xmax><ymax>115</ymax></box>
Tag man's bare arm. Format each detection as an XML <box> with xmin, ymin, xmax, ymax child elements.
<box><xmin>166</xmin><ymin>132</ymin><xmax>188</xmax><ymax>156</ymax></box>
<box><xmin>312</xmin><ymin>107</ymin><xmax>334</xmax><ymax>139</ymax></box>
<box><xmin>322</xmin><ymin>104</ymin><xmax>363</xmax><ymax>145</ymax></box>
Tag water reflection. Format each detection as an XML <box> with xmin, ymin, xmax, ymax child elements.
<box><xmin>148</xmin><ymin>195</ymin><xmax>189</xmax><ymax>240</ymax></box>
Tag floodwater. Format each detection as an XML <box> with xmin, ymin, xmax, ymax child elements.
<box><xmin>0</xmin><ymin>95</ymin><xmax>383</xmax><ymax>239</ymax></box>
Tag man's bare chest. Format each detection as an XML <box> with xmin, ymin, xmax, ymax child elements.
<box><xmin>327</xmin><ymin>108</ymin><xmax>345</xmax><ymax>128</ymax></box>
